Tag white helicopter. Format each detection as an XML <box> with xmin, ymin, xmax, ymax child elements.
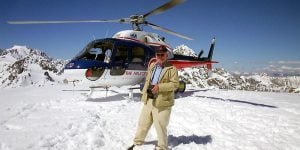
<box><xmin>8</xmin><ymin>0</ymin><xmax>217</xmax><ymax>94</ymax></box>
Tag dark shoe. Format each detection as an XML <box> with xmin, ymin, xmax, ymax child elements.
<box><xmin>127</xmin><ymin>144</ymin><xmax>135</xmax><ymax>150</ymax></box>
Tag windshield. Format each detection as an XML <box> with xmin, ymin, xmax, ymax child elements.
<box><xmin>74</xmin><ymin>39</ymin><xmax>114</xmax><ymax>63</ymax></box>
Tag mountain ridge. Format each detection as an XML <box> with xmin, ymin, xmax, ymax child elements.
<box><xmin>173</xmin><ymin>45</ymin><xmax>300</xmax><ymax>93</ymax></box>
<box><xmin>0</xmin><ymin>44</ymin><xmax>299</xmax><ymax>93</ymax></box>
<box><xmin>0</xmin><ymin>45</ymin><xmax>66</xmax><ymax>88</ymax></box>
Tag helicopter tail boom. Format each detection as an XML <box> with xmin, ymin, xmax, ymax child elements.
<box><xmin>170</xmin><ymin>37</ymin><xmax>217</xmax><ymax>70</ymax></box>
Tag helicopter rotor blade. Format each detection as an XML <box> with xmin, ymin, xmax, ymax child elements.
<box><xmin>143</xmin><ymin>0</ymin><xmax>185</xmax><ymax>18</ymax></box>
<box><xmin>7</xmin><ymin>19</ymin><xmax>129</xmax><ymax>24</ymax></box>
<box><xmin>146</xmin><ymin>22</ymin><xmax>193</xmax><ymax>40</ymax></box>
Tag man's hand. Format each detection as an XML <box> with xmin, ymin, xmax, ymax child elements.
<box><xmin>151</xmin><ymin>84</ymin><xmax>159</xmax><ymax>94</ymax></box>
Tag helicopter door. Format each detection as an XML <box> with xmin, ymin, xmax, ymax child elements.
<box><xmin>110</xmin><ymin>45</ymin><xmax>129</xmax><ymax>76</ymax></box>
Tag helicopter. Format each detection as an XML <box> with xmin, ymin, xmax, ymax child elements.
<box><xmin>8</xmin><ymin>0</ymin><xmax>217</xmax><ymax>94</ymax></box>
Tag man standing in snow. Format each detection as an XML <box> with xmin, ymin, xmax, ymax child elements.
<box><xmin>128</xmin><ymin>46</ymin><xmax>179</xmax><ymax>150</ymax></box>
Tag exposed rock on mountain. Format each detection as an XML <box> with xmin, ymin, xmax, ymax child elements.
<box><xmin>0</xmin><ymin>45</ymin><xmax>66</xmax><ymax>88</ymax></box>
<box><xmin>173</xmin><ymin>45</ymin><xmax>300</xmax><ymax>93</ymax></box>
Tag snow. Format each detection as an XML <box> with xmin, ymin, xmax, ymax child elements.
<box><xmin>6</xmin><ymin>45</ymin><xmax>31</xmax><ymax>60</ymax></box>
<box><xmin>0</xmin><ymin>84</ymin><xmax>299</xmax><ymax>150</ymax></box>
<box><xmin>1</xmin><ymin>44</ymin><xmax>300</xmax><ymax>149</ymax></box>
<box><xmin>173</xmin><ymin>45</ymin><xmax>197</xmax><ymax>57</ymax></box>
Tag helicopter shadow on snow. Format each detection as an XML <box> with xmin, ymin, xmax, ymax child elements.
<box><xmin>86</xmin><ymin>92</ymin><xmax>142</xmax><ymax>103</ymax></box>
<box><xmin>144</xmin><ymin>134</ymin><xmax>212</xmax><ymax>147</ymax></box>
<box><xmin>85</xmin><ymin>88</ymin><xmax>210</xmax><ymax>103</ymax></box>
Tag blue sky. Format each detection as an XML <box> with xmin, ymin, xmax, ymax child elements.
<box><xmin>1</xmin><ymin>0</ymin><xmax>300</xmax><ymax>74</ymax></box>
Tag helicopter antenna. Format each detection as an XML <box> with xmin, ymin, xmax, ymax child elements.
<box><xmin>105</xmin><ymin>29</ymin><xmax>110</xmax><ymax>38</ymax></box>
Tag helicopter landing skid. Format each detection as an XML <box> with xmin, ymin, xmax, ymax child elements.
<box><xmin>87</xmin><ymin>86</ymin><xmax>110</xmax><ymax>98</ymax></box>
<box><xmin>123</xmin><ymin>87</ymin><xmax>141</xmax><ymax>101</ymax></box>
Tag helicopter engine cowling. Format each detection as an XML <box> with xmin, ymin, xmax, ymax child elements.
<box><xmin>85</xmin><ymin>68</ymin><xmax>105</xmax><ymax>81</ymax></box>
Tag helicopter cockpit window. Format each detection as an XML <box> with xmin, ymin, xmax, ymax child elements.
<box><xmin>114</xmin><ymin>45</ymin><xmax>129</xmax><ymax>64</ymax></box>
<box><xmin>74</xmin><ymin>40</ymin><xmax>113</xmax><ymax>63</ymax></box>
<box><xmin>110</xmin><ymin>45</ymin><xmax>128</xmax><ymax>76</ymax></box>
<box><xmin>131</xmin><ymin>47</ymin><xmax>145</xmax><ymax>63</ymax></box>
<box><xmin>89</xmin><ymin>47</ymin><xmax>103</xmax><ymax>60</ymax></box>
<box><xmin>127</xmin><ymin>46</ymin><xmax>146</xmax><ymax>70</ymax></box>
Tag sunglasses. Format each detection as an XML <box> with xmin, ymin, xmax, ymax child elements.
<box><xmin>156</xmin><ymin>53</ymin><xmax>166</xmax><ymax>57</ymax></box>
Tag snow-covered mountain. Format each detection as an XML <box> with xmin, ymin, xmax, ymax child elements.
<box><xmin>173</xmin><ymin>45</ymin><xmax>300</xmax><ymax>93</ymax></box>
<box><xmin>1</xmin><ymin>44</ymin><xmax>299</xmax><ymax>93</ymax></box>
<box><xmin>173</xmin><ymin>44</ymin><xmax>198</xmax><ymax>57</ymax></box>
<box><xmin>0</xmin><ymin>45</ymin><xmax>67</xmax><ymax>88</ymax></box>
<box><xmin>207</xmin><ymin>68</ymin><xmax>300</xmax><ymax>92</ymax></box>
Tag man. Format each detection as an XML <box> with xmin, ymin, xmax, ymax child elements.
<box><xmin>128</xmin><ymin>46</ymin><xmax>179</xmax><ymax>150</ymax></box>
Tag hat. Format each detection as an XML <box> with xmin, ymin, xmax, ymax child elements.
<box><xmin>155</xmin><ymin>46</ymin><xmax>168</xmax><ymax>53</ymax></box>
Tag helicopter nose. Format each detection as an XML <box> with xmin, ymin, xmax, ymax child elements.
<box><xmin>64</xmin><ymin>59</ymin><xmax>109</xmax><ymax>81</ymax></box>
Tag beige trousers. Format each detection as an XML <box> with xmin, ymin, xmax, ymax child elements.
<box><xmin>133</xmin><ymin>99</ymin><xmax>172</xmax><ymax>150</ymax></box>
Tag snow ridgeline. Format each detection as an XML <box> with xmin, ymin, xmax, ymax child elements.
<box><xmin>178</xmin><ymin>67</ymin><xmax>300</xmax><ymax>93</ymax></box>
<box><xmin>173</xmin><ymin>45</ymin><xmax>300</xmax><ymax>93</ymax></box>
<box><xmin>0</xmin><ymin>45</ymin><xmax>67</xmax><ymax>88</ymax></box>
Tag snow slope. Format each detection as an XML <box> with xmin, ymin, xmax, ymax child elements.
<box><xmin>0</xmin><ymin>85</ymin><xmax>299</xmax><ymax>150</ymax></box>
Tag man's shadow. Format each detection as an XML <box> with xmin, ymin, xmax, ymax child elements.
<box><xmin>144</xmin><ymin>134</ymin><xmax>212</xmax><ymax>147</ymax></box>
<box><xmin>176</xmin><ymin>89</ymin><xmax>209</xmax><ymax>98</ymax></box>
<box><xmin>195</xmin><ymin>95</ymin><xmax>277</xmax><ymax>108</ymax></box>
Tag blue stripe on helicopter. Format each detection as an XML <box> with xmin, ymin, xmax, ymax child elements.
<box><xmin>65</xmin><ymin>60</ymin><xmax>110</xmax><ymax>69</ymax></box>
